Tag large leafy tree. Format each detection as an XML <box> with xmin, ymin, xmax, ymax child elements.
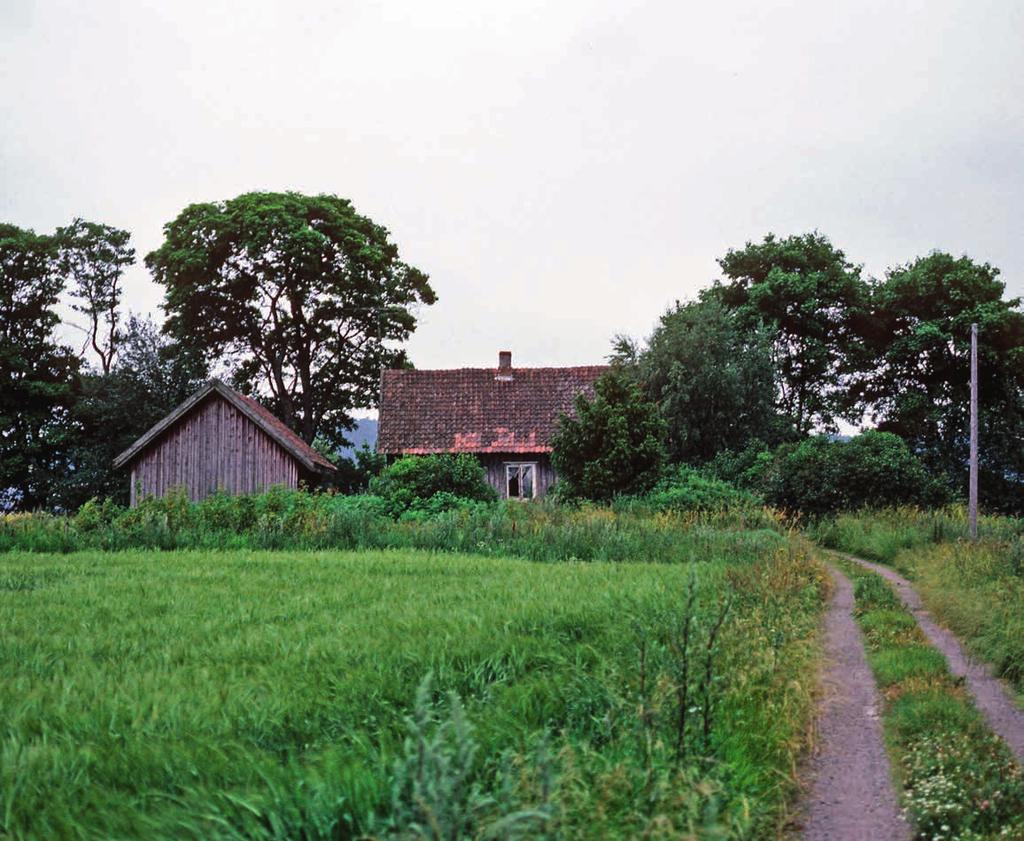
<box><xmin>55</xmin><ymin>218</ymin><xmax>135</xmax><ymax>375</ymax></box>
<box><xmin>551</xmin><ymin>368</ymin><xmax>667</xmax><ymax>501</ymax></box>
<box><xmin>50</xmin><ymin>316</ymin><xmax>208</xmax><ymax>509</ymax></box>
<box><xmin>0</xmin><ymin>223</ymin><xmax>79</xmax><ymax>510</ymax></box>
<box><xmin>711</xmin><ymin>232</ymin><xmax>869</xmax><ymax>433</ymax></box>
<box><xmin>146</xmin><ymin>192</ymin><xmax>436</xmax><ymax>446</ymax></box>
<box><xmin>861</xmin><ymin>253</ymin><xmax>1024</xmax><ymax>510</ymax></box>
<box><xmin>634</xmin><ymin>297</ymin><xmax>790</xmax><ymax>463</ymax></box>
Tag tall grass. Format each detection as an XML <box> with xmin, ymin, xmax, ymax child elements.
<box><xmin>812</xmin><ymin>506</ymin><xmax>1023</xmax><ymax>563</ymax></box>
<box><xmin>0</xmin><ymin>540</ymin><xmax>827</xmax><ymax>839</ymax></box>
<box><xmin>0</xmin><ymin>488</ymin><xmax>787</xmax><ymax>565</ymax></box>
<box><xmin>890</xmin><ymin>539</ymin><xmax>1024</xmax><ymax>697</ymax></box>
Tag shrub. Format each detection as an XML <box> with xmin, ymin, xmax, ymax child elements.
<box><xmin>711</xmin><ymin>431</ymin><xmax>946</xmax><ymax>516</ymax></box>
<box><xmin>635</xmin><ymin>466</ymin><xmax>760</xmax><ymax>512</ymax></box>
<box><xmin>72</xmin><ymin>497</ymin><xmax>120</xmax><ymax>533</ymax></box>
<box><xmin>705</xmin><ymin>440</ymin><xmax>779</xmax><ymax>494</ymax></box>
<box><xmin>551</xmin><ymin>368</ymin><xmax>667</xmax><ymax>502</ymax></box>
<box><xmin>370</xmin><ymin>455</ymin><xmax>497</xmax><ymax>515</ymax></box>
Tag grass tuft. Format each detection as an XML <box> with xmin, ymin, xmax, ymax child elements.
<box><xmin>868</xmin><ymin>646</ymin><xmax>949</xmax><ymax>689</ymax></box>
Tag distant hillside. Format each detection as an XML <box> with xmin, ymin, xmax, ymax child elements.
<box><xmin>338</xmin><ymin>418</ymin><xmax>378</xmax><ymax>460</ymax></box>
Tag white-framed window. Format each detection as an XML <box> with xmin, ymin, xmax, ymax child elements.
<box><xmin>505</xmin><ymin>462</ymin><xmax>537</xmax><ymax>500</ymax></box>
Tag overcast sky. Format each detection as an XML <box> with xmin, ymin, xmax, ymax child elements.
<box><xmin>3</xmin><ymin>0</ymin><xmax>1023</xmax><ymax>373</ymax></box>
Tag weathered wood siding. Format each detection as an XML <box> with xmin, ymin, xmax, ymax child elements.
<box><xmin>128</xmin><ymin>395</ymin><xmax>299</xmax><ymax>505</ymax></box>
<box><xmin>479</xmin><ymin>454</ymin><xmax>557</xmax><ymax>499</ymax></box>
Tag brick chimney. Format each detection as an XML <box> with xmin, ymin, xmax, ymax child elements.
<box><xmin>496</xmin><ymin>350</ymin><xmax>513</xmax><ymax>381</ymax></box>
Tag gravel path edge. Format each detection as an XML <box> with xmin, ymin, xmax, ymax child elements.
<box><xmin>798</xmin><ymin>565</ymin><xmax>911</xmax><ymax>841</ymax></box>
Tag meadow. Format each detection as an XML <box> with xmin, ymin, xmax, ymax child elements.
<box><xmin>0</xmin><ymin>534</ymin><xmax>826</xmax><ymax>839</ymax></box>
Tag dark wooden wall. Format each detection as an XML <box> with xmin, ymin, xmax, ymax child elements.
<box><xmin>479</xmin><ymin>454</ymin><xmax>556</xmax><ymax>499</ymax></box>
<box><xmin>129</xmin><ymin>395</ymin><xmax>299</xmax><ymax>505</ymax></box>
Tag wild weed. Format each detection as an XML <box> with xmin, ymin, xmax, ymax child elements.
<box><xmin>382</xmin><ymin>676</ymin><xmax>552</xmax><ymax>840</ymax></box>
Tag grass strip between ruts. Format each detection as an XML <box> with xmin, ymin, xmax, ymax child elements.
<box><xmin>832</xmin><ymin>554</ymin><xmax>1024</xmax><ymax>841</ymax></box>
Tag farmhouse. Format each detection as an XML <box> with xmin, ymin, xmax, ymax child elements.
<box><xmin>377</xmin><ymin>352</ymin><xmax>607</xmax><ymax>499</ymax></box>
<box><xmin>113</xmin><ymin>380</ymin><xmax>336</xmax><ymax>505</ymax></box>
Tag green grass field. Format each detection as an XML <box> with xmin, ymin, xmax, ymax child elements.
<box><xmin>0</xmin><ymin>543</ymin><xmax>826</xmax><ymax>840</ymax></box>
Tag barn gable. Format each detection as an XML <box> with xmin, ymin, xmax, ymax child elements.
<box><xmin>114</xmin><ymin>380</ymin><xmax>335</xmax><ymax>505</ymax></box>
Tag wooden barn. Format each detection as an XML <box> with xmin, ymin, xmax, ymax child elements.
<box><xmin>113</xmin><ymin>380</ymin><xmax>336</xmax><ymax>505</ymax></box>
<box><xmin>377</xmin><ymin>351</ymin><xmax>607</xmax><ymax>499</ymax></box>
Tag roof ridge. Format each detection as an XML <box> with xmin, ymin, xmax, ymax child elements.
<box><xmin>377</xmin><ymin>364</ymin><xmax>607</xmax><ymax>455</ymax></box>
<box><xmin>114</xmin><ymin>379</ymin><xmax>336</xmax><ymax>473</ymax></box>
<box><xmin>384</xmin><ymin>364</ymin><xmax>611</xmax><ymax>374</ymax></box>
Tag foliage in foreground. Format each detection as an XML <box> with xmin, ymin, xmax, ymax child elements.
<box><xmin>819</xmin><ymin>508</ymin><xmax>1024</xmax><ymax>697</ymax></box>
<box><xmin>0</xmin><ymin>541</ymin><xmax>827</xmax><ymax>839</ymax></box>
<box><xmin>834</xmin><ymin>556</ymin><xmax>1024</xmax><ymax>840</ymax></box>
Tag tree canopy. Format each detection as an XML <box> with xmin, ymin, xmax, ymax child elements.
<box><xmin>49</xmin><ymin>316</ymin><xmax>209</xmax><ymax>510</ymax></box>
<box><xmin>146</xmin><ymin>192</ymin><xmax>436</xmax><ymax>447</ymax></box>
<box><xmin>711</xmin><ymin>232</ymin><xmax>869</xmax><ymax>433</ymax></box>
<box><xmin>860</xmin><ymin>253</ymin><xmax>1024</xmax><ymax>509</ymax></box>
<box><xmin>634</xmin><ymin>297</ymin><xmax>789</xmax><ymax>463</ymax></box>
<box><xmin>0</xmin><ymin>223</ymin><xmax>79</xmax><ymax>509</ymax></box>
<box><xmin>2</xmin><ymin>206</ymin><xmax>1023</xmax><ymax>515</ymax></box>
<box><xmin>55</xmin><ymin>218</ymin><xmax>135</xmax><ymax>375</ymax></box>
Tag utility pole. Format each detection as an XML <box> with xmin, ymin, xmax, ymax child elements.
<box><xmin>969</xmin><ymin>322</ymin><xmax>979</xmax><ymax>541</ymax></box>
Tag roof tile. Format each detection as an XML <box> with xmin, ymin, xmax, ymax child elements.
<box><xmin>378</xmin><ymin>365</ymin><xmax>608</xmax><ymax>454</ymax></box>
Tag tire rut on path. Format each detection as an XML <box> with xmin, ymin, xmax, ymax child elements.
<box><xmin>800</xmin><ymin>566</ymin><xmax>910</xmax><ymax>841</ymax></box>
<box><xmin>838</xmin><ymin>552</ymin><xmax>1024</xmax><ymax>764</ymax></box>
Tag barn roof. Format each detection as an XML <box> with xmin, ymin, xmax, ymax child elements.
<box><xmin>377</xmin><ymin>358</ymin><xmax>608</xmax><ymax>455</ymax></box>
<box><xmin>113</xmin><ymin>380</ymin><xmax>336</xmax><ymax>473</ymax></box>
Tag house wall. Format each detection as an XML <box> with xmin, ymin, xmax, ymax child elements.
<box><xmin>128</xmin><ymin>395</ymin><xmax>299</xmax><ymax>505</ymax></box>
<box><xmin>479</xmin><ymin>454</ymin><xmax>556</xmax><ymax>499</ymax></box>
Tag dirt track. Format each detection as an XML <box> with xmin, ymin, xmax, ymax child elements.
<box><xmin>840</xmin><ymin>553</ymin><xmax>1024</xmax><ymax>764</ymax></box>
<box><xmin>799</xmin><ymin>566</ymin><xmax>910</xmax><ymax>841</ymax></box>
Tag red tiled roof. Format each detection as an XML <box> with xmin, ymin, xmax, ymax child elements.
<box><xmin>377</xmin><ymin>365</ymin><xmax>609</xmax><ymax>454</ymax></box>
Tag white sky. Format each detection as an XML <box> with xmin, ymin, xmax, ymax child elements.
<box><xmin>3</xmin><ymin>0</ymin><xmax>1023</xmax><ymax>374</ymax></box>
